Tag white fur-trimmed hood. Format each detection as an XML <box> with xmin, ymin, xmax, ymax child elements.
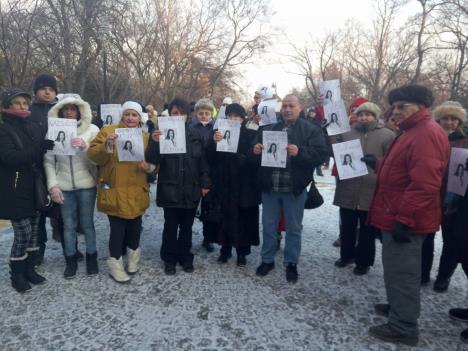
<box><xmin>47</xmin><ymin>96</ymin><xmax>93</xmax><ymax>135</ymax></box>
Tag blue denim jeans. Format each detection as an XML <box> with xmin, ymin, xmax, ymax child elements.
<box><xmin>60</xmin><ymin>187</ymin><xmax>97</xmax><ymax>257</ymax></box>
<box><xmin>261</xmin><ymin>190</ymin><xmax>307</xmax><ymax>265</ymax></box>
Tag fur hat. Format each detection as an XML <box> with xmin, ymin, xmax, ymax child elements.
<box><xmin>1</xmin><ymin>88</ymin><xmax>31</xmax><ymax>108</ymax></box>
<box><xmin>388</xmin><ymin>84</ymin><xmax>434</xmax><ymax>108</ymax></box>
<box><xmin>226</xmin><ymin>103</ymin><xmax>246</xmax><ymax>119</ymax></box>
<box><xmin>33</xmin><ymin>73</ymin><xmax>58</xmax><ymax>94</ymax></box>
<box><xmin>355</xmin><ymin>102</ymin><xmax>381</xmax><ymax>119</ymax></box>
<box><xmin>433</xmin><ymin>101</ymin><xmax>467</xmax><ymax>123</ymax></box>
<box><xmin>194</xmin><ymin>98</ymin><xmax>214</xmax><ymax>112</ymax></box>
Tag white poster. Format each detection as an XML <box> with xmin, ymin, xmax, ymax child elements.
<box><xmin>101</xmin><ymin>104</ymin><xmax>122</xmax><ymax>126</ymax></box>
<box><xmin>217</xmin><ymin>105</ymin><xmax>226</xmax><ymax>119</ymax></box>
<box><xmin>115</xmin><ymin>128</ymin><xmax>145</xmax><ymax>162</ymax></box>
<box><xmin>319</xmin><ymin>79</ymin><xmax>341</xmax><ymax>105</ymax></box>
<box><xmin>261</xmin><ymin>131</ymin><xmax>288</xmax><ymax>168</ymax></box>
<box><xmin>259</xmin><ymin>99</ymin><xmax>278</xmax><ymax>126</ymax></box>
<box><xmin>324</xmin><ymin>100</ymin><xmax>351</xmax><ymax>136</ymax></box>
<box><xmin>47</xmin><ymin>119</ymin><xmax>77</xmax><ymax>156</ymax></box>
<box><xmin>141</xmin><ymin>112</ymin><xmax>149</xmax><ymax>124</ymax></box>
<box><xmin>158</xmin><ymin>116</ymin><xmax>186</xmax><ymax>154</ymax></box>
<box><xmin>216</xmin><ymin>119</ymin><xmax>241</xmax><ymax>153</ymax></box>
<box><xmin>447</xmin><ymin>147</ymin><xmax>468</xmax><ymax>196</ymax></box>
<box><xmin>332</xmin><ymin>139</ymin><xmax>368</xmax><ymax>180</ymax></box>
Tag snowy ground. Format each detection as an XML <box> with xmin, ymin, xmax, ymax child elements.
<box><xmin>0</xmin><ymin>169</ymin><xmax>467</xmax><ymax>351</ymax></box>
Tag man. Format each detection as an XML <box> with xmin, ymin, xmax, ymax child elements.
<box><xmin>365</xmin><ymin>85</ymin><xmax>450</xmax><ymax>346</ymax></box>
<box><xmin>252</xmin><ymin>94</ymin><xmax>328</xmax><ymax>283</ymax></box>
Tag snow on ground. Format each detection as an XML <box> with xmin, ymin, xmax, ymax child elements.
<box><xmin>0</xmin><ymin>169</ymin><xmax>467</xmax><ymax>351</ymax></box>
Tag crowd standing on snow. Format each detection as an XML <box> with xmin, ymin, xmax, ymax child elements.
<box><xmin>0</xmin><ymin>73</ymin><xmax>467</xmax><ymax>347</ymax></box>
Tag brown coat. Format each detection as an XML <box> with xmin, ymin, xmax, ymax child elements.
<box><xmin>87</xmin><ymin>123</ymin><xmax>151</xmax><ymax>219</ymax></box>
<box><xmin>333</xmin><ymin>121</ymin><xmax>395</xmax><ymax>211</ymax></box>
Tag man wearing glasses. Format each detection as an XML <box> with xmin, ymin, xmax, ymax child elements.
<box><xmin>363</xmin><ymin>85</ymin><xmax>450</xmax><ymax>346</ymax></box>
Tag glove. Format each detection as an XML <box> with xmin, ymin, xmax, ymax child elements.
<box><xmin>41</xmin><ymin>139</ymin><xmax>55</xmax><ymax>152</ymax></box>
<box><xmin>71</xmin><ymin>137</ymin><xmax>87</xmax><ymax>150</ymax></box>
<box><xmin>361</xmin><ymin>154</ymin><xmax>377</xmax><ymax>170</ymax></box>
<box><xmin>392</xmin><ymin>221</ymin><xmax>412</xmax><ymax>243</ymax></box>
<box><xmin>49</xmin><ymin>185</ymin><xmax>64</xmax><ymax>204</ymax></box>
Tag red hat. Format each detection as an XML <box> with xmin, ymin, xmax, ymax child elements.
<box><xmin>349</xmin><ymin>97</ymin><xmax>368</xmax><ymax>112</ymax></box>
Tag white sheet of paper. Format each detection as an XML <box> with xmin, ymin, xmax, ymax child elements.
<box><xmin>47</xmin><ymin>119</ymin><xmax>77</xmax><ymax>156</ymax></box>
<box><xmin>319</xmin><ymin>79</ymin><xmax>341</xmax><ymax>105</ymax></box>
<box><xmin>115</xmin><ymin>128</ymin><xmax>145</xmax><ymax>162</ymax></box>
<box><xmin>332</xmin><ymin>139</ymin><xmax>368</xmax><ymax>180</ymax></box>
<box><xmin>216</xmin><ymin>119</ymin><xmax>241</xmax><ymax>153</ymax></box>
<box><xmin>324</xmin><ymin>100</ymin><xmax>351</xmax><ymax>136</ymax></box>
<box><xmin>261</xmin><ymin>131</ymin><xmax>288</xmax><ymax>168</ymax></box>
<box><xmin>101</xmin><ymin>104</ymin><xmax>122</xmax><ymax>126</ymax></box>
<box><xmin>259</xmin><ymin>99</ymin><xmax>278</xmax><ymax>126</ymax></box>
<box><xmin>158</xmin><ymin>116</ymin><xmax>187</xmax><ymax>154</ymax></box>
<box><xmin>141</xmin><ymin>112</ymin><xmax>149</xmax><ymax>124</ymax></box>
<box><xmin>217</xmin><ymin>105</ymin><xmax>226</xmax><ymax>119</ymax></box>
<box><xmin>447</xmin><ymin>147</ymin><xmax>468</xmax><ymax>196</ymax></box>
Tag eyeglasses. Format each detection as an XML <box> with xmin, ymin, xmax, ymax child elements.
<box><xmin>391</xmin><ymin>103</ymin><xmax>415</xmax><ymax>110</ymax></box>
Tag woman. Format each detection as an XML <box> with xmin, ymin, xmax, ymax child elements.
<box><xmin>88</xmin><ymin>101</ymin><xmax>156</xmax><ymax>283</ymax></box>
<box><xmin>333</xmin><ymin>102</ymin><xmax>395</xmax><ymax>275</ymax></box>
<box><xmin>433</xmin><ymin>101</ymin><xmax>468</xmax><ymax>293</ymax></box>
<box><xmin>208</xmin><ymin>103</ymin><xmax>260</xmax><ymax>265</ymax></box>
<box><xmin>0</xmin><ymin>88</ymin><xmax>53</xmax><ymax>292</ymax></box>
<box><xmin>330</xmin><ymin>113</ymin><xmax>340</xmax><ymax>127</ymax></box>
<box><xmin>165</xmin><ymin>129</ymin><xmax>176</xmax><ymax>146</ymax></box>
<box><xmin>145</xmin><ymin>98</ymin><xmax>211</xmax><ymax>275</ymax></box>
<box><xmin>55</xmin><ymin>130</ymin><xmax>66</xmax><ymax>150</ymax></box>
<box><xmin>44</xmin><ymin>96</ymin><xmax>100</xmax><ymax>278</ymax></box>
<box><xmin>342</xmin><ymin>154</ymin><xmax>355</xmax><ymax>170</ymax></box>
<box><xmin>267</xmin><ymin>143</ymin><xmax>277</xmax><ymax>160</ymax></box>
<box><xmin>123</xmin><ymin>140</ymin><xmax>135</xmax><ymax>157</ymax></box>
<box><xmin>223</xmin><ymin>130</ymin><xmax>231</xmax><ymax>146</ymax></box>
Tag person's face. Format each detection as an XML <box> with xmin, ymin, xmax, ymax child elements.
<box><xmin>58</xmin><ymin>132</ymin><xmax>65</xmax><ymax>141</ymax></box>
<box><xmin>196</xmin><ymin>109</ymin><xmax>212</xmax><ymax>123</ymax></box>
<box><xmin>92</xmin><ymin>110</ymin><xmax>97</xmax><ymax>118</ymax></box>
<box><xmin>357</xmin><ymin>111</ymin><xmax>375</xmax><ymax>124</ymax></box>
<box><xmin>227</xmin><ymin>113</ymin><xmax>243</xmax><ymax>123</ymax></box>
<box><xmin>439</xmin><ymin>116</ymin><xmax>460</xmax><ymax>133</ymax></box>
<box><xmin>225</xmin><ymin>131</ymin><xmax>230</xmax><ymax>138</ymax></box>
<box><xmin>331</xmin><ymin>113</ymin><xmax>337</xmax><ymax>121</ymax></box>
<box><xmin>170</xmin><ymin>106</ymin><xmax>187</xmax><ymax>120</ymax></box>
<box><xmin>122</xmin><ymin>109</ymin><xmax>140</xmax><ymax>128</ymax></box>
<box><xmin>345</xmin><ymin>155</ymin><xmax>351</xmax><ymax>163</ymax></box>
<box><xmin>390</xmin><ymin>101</ymin><xmax>420</xmax><ymax>125</ymax></box>
<box><xmin>62</xmin><ymin>104</ymin><xmax>78</xmax><ymax>119</ymax></box>
<box><xmin>281</xmin><ymin>96</ymin><xmax>301</xmax><ymax>123</ymax></box>
<box><xmin>126</xmin><ymin>142</ymin><xmax>132</xmax><ymax>150</ymax></box>
<box><xmin>349</xmin><ymin>106</ymin><xmax>358</xmax><ymax>120</ymax></box>
<box><xmin>386</xmin><ymin>116</ymin><xmax>399</xmax><ymax>131</ymax></box>
<box><xmin>9</xmin><ymin>96</ymin><xmax>30</xmax><ymax>112</ymax></box>
<box><xmin>168</xmin><ymin>130</ymin><xmax>175</xmax><ymax>138</ymax></box>
<box><xmin>254</xmin><ymin>91</ymin><xmax>262</xmax><ymax>104</ymax></box>
<box><xmin>271</xmin><ymin>144</ymin><xmax>276</xmax><ymax>152</ymax></box>
<box><xmin>307</xmin><ymin>110</ymin><xmax>316</xmax><ymax>118</ymax></box>
<box><xmin>35</xmin><ymin>86</ymin><xmax>56</xmax><ymax>103</ymax></box>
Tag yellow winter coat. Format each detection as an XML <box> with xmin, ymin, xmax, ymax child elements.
<box><xmin>87</xmin><ymin>123</ymin><xmax>150</xmax><ymax>219</ymax></box>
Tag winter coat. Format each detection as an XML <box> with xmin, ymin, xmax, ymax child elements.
<box><xmin>206</xmin><ymin>126</ymin><xmax>261</xmax><ymax>248</ymax></box>
<box><xmin>29</xmin><ymin>99</ymin><xmax>57</xmax><ymax>139</ymax></box>
<box><xmin>367</xmin><ymin>108</ymin><xmax>450</xmax><ymax>234</ymax></box>
<box><xmin>251</xmin><ymin>117</ymin><xmax>328</xmax><ymax>196</ymax></box>
<box><xmin>87</xmin><ymin>123</ymin><xmax>151</xmax><ymax>219</ymax></box>
<box><xmin>145</xmin><ymin>125</ymin><xmax>211</xmax><ymax>209</ymax></box>
<box><xmin>333</xmin><ymin>121</ymin><xmax>395</xmax><ymax>211</ymax></box>
<box><xmin>44</xmin><ymin>96</ymin><xmax>99</xmax><ymax>191</ymax></box>
<box><xmin>0</xmin><ymin>112</ymin><xmax>45</xmax><ymax>220</ymax></box>
<box><xmin>190</xmin><ymin>119</ymin><xmax>214</xmax><ymax>145</ymax></box>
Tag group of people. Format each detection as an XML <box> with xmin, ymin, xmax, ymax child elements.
<box><xmin>0</xmin><ymin>74</ymin><xmax>467</xmax><ymax>347</ymax></box>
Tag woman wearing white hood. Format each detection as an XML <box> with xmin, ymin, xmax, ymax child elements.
<box><xmin>44</xmin><ymin>95</ymin><xmax>100</xmax><ymax>279</ymax></box>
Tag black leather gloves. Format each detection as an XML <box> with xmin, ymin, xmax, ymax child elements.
<box><xmin>361</xmin><ymin>154</ymin><xmax>377</xmax><ymax>170</ymax></box>
<box><xmin>41</xmin><ymin>139</ymin><xmax>55</xmax><ymax>152</ymax></box>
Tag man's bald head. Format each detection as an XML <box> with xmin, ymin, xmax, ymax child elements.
<box><xmin>281</xmin><ymin>94</ymin><xmax>302</xmax><ymax>124</ymax></box>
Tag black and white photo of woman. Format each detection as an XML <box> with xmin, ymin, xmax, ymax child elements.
<box><xmin>325</xmin><ymin>90</ymin><xmax>333</xmax><ymax>103</ymax></box>
<box><xmin>165</xmin><ymin>128</ymin><xmax>176</xmax><ymax>146</ymax></box>
<box><xmin>123</xmin><ymin>140</ymin><xmax>135</xmax><ymax>157</ymax></box>
<box><xmin>223</xmin><ymin>130</ymin><xmax>231</xmax><ymax>146</ymax></box>
<box><xmin>342</xmin><ymin>153</ymin><xmax>355</xmax><ymax>170</ymax></box>
<box><xmin>455</xmin><ymin>163</ymin><xmax>465</xmax><ymax>186</ymax></box>
<box><xmin>329</xmin><ymin>112</ymin><xmax>341</xmax><ymax>127</ymax></box>
<box><xmin>105</xmin><ymin>114</ymin><xmax>113</xmax><ymax>125</ymax></box>
<box><xmin>267</xmin><ymin>142</ymin><xmax>277</xmax><ymax>160</ymax></box>
<box><xmin>55</xmin><ymin>130</ymin><xmax>66</xmax><ymax>150</ymax></box>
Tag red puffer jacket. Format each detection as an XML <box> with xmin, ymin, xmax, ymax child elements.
<box><xmin>367</xmin><ymin>108</ymin><xmax>450</xmax><ymax>234</ymax></box>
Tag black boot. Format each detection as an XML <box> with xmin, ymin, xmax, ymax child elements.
<box><xmin>25</xmin><ymin>251</ymin><xmax>46</xmax><ymax>284</ymax></box>
<box><xmin>9</xmin><ymin>260</ymin><xmax>31</xmax><ymax>293</ymax></box>
<box><xmin>64</xmin><ymin>255</ymin><xmax>78</xmax><ymax>279</ymax></box>
<box><xmin>202</xmin><ymin>238</ymin><xmax>214</xmax><ymax>252</ymax></box>
<box><xmin>75</xmin><ymin>249</ymin><xmax>84</xmax><ymax>262</ymax></box>
<box><xmin>35</xmin><ymin>244</ymin><xmax>45</xmax><ymax>266</ymax></box>
<box><xmin>86</xmin><ymin>253</ymin><xmax>99</xmax><ymax>275</ymax></box>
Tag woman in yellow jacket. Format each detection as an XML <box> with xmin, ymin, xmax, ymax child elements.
<box><xmin>88</xmin><ymin>101</ymin><xmax>156</xmax><ymax>283</ymax></box>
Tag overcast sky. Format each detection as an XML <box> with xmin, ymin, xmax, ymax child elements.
<box><xmin>240</xmin><ymin>0</ymin><xmax>421</xmax><ymax>99</ymax></box>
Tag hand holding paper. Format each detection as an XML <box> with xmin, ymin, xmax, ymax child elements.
<box><xmin>213</xmin><ymin>131</ymin><xmax>222</xmax><ymax>142</ymax></box>
<box><xmin>49</xmin><ymin>185</ymin><xmax>64</xmax><ymax>204</ymax></box>
<box><xmin>253</xmin><ymin>143</ymin><xmax>263</xmax><ymax>155</ymax></box>
<box><xmin>287</xmin><ymin>145</ymin><xmax>299</xmax><ymax>157</ymax></box>
<box><xmin>71</xmin><ymin>137</ymin><xmax>86</xmax><ymax>150</ymax></box>
<box><xmin>151</xmin><ymin>130</ymin><xmax>162</xmax><ymax>142</ymax></box>
<box><xmin>106</xmin><ymin>133</ymin><xmax>118</xmax><ymax>148</ymax></box>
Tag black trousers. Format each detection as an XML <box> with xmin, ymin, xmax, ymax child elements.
<box><xmin>340</xmin><ymin>208</ymin><xmax>375</xmax><ymax>267</ymax></box>
<box><xmin>436</xmin><ymin>224</ymin><xmax>468</xmax><ymax>280</ymax></box>
<box><xmin>220</xmin><ymin>245</ymin><xmax>251</xmax><ymax>257</ymax></box>
<box><xmin>37</xmin><ymin>212</ymin><xmax>47</xmax><ymax>249</ymax></box>
<box><xmin>161</xmin><ymin>208</ymin><xmax>196</xmax><ymax>265</ymax></box>
<box><xmin>421</xmin><ymin>233</ymin><xmax>435</xmax><ymax>282</ymax></box>
<box><xmin>108</xmin><ymin>215</ymin><xmax>142</xmax><ymax>259</ymax></box>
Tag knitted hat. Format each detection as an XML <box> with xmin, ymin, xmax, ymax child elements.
<box><xmin>1</xmin><ymin>88</ymin><xmax>31</xmax><ymax>108</ymax></box>
<box><xmin>226</xmin><ymin>103</ymin><xmax>246</xmax><ymax>119</ymax></box>
<box><xmin>355</xmin><ymin>102</ymin><xmax>381</xmax><ymax>119</ymax></box>
<box><xmin>388</xmin><ymin>84</ymin><xmax>434</xmax><ymax>108</ymax></box>
<box><xmin>194</xmin><ymin>98</ymin><xmax>214</xmax><ymax>112</ymax></box>
<box><xmin>433</xmin><ymin>101</ymin><xmax>467</xmax><ymax>123</ymax></box>
<box><xmin>121</xmin><ymin>101</ymin><xmax>143</xmax><ymax>118</ymax></box>
<box><xmin>33</xmin><ymin>73</ymin><xmax>58</xmax><ymax>94</ymax></box>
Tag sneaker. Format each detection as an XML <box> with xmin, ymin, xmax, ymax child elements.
<box><xmin>433</xmin><ymin>277</ymin><xmax>450</xmax><ymax>292</ymax></box>
<box><xmin>461</xmin><ymin>329</ymin><xmax>468</xmax><ymax>343</ymax></box>
<box><xmin>369</xmin><ymin>323</ymin><xmax>418</xmax><ymax>346</ymax></box>
<box><xmin>256</xmin><ymin>262</ymin><xmax>275</xmax><ymax>276</ymax></box>
<box><xmin>202</xmin><ymin>239</ymin><xmax>214</xmax><ymax>252</ymax></box>
<box><xmin>217</xmin><ymin>253</ymin><xmax>232</xmax><ymax>264</ymax></box>
<box><xmin>374</xmin><ymin>303</ymin><xmax>390</xmax><ymax>317</ymax></box>
<box><xmin>237</xmin><ymin>255</ymin><xmax>247</xmax><ymax>267</ymax></box>
<box><xmin>353</xmin><ymin>265</ymin><xmax>370</xmax><ymax>275</ymax></box>
<box><xmin>286</xmin><ymin>264</ymin><xmax>298</xmax><ymax>283</ymax></box>
<box><xmin>334</xmin><ymin>258</ymin><xmax>354</xmax><ymax>268</ymax></box>
<box><xmin>164</xmin><ymin>263</ymin><xmax>176</xmax><ymax>275</ymax></box>
<box><xmin>449</xmin><ymin>308</ymin><xmax>468</xmax><ymax>322</ymax></box>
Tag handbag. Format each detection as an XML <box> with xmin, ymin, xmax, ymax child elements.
<box><xmin>304</xmin><ymin>181</ymin><xmax>324</xmax><ymax>209</ymax></box>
